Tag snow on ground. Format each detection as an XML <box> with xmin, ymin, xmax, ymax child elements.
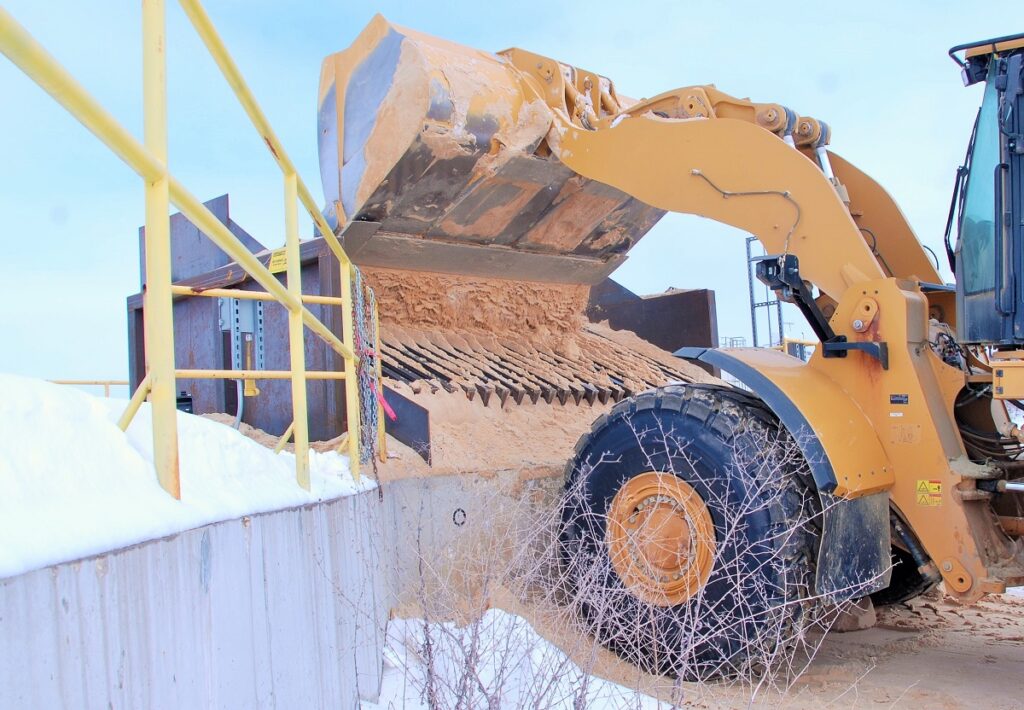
<box><xmin>0</xmin><ymin>373</ymin><xmax>375</xmax><ymax>580</ymax></box>
<box><xmin>366</xmin><ymin>609</ymin><xmax>665</xmax><ymax>709</ymax></box>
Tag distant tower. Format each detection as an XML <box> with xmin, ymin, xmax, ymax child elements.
<box><xmin>745</xmin><ymin>236</ymin><xmax>785</xmax><ymax>347</ymax></box>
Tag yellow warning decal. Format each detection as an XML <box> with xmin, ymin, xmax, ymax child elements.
<box><xmin>915</xmin><ymin>479</ymin><xmax>942</xmax><ymax>506</ymax></box>
<box><xmin>268</xmin><ymin>248</ymin><xmax>287</xmax><ymax>274</ymax></box>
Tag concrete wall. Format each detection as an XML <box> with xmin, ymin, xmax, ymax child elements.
<box><xmin>0</xmin><ymin>490</ymin><xmax>387</xmax><ymax>710</ymax></box>
<box><xmin>380</xmin><ymin>468</ymin><xmax>564</xmax><ymax>613</ymax></box>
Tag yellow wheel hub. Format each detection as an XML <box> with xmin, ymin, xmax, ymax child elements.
<box><xmin>606</xmin><ymin>471</ymin><xmax>716</xmax><ymax>606</ymax></box>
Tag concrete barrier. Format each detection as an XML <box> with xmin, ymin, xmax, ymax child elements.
<box><xmin>0</xmin><ymin>488</ymin><xmax>386</xmax><ymax>709</ymax></box>
<box><xmin>379</xmin><ymin>468</ymin><xmax>564</xmax><ymax>614</ymax></box>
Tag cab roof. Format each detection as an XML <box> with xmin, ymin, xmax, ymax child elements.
<box><xmin>950</xmin><ymin>32</ymin><xmax>1024</xmax><ymax>66</ymax></box>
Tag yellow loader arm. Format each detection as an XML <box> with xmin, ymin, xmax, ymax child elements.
<box><xmin>507</xmin><ymin>46</ymin><xmax>944</xmax><ymax>296</ymax></box>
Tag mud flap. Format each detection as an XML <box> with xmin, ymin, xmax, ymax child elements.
<box><xmin>677</xmin><ymin>347</ymin><xmax>892</xmax><ymax>600</ymax></box>
<box><xmin>816</xmin><ymin>491</ymin><xmax>891</xmax><ymax>600</ymax></box>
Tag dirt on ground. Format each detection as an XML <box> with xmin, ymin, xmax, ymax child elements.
<box><xmin>499</xmin><ymin>585</ymin><xmax>1024</xmax><ymax>709</ymax></box>
<box><xmin>775</xmin><ymin>591</ymin><xmax>1024</xmax><ymax>709</ymax></box>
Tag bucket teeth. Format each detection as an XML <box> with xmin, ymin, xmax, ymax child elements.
<box><xmin>379</xmin><ymin>324</ymin><xmax>699</xmax><ymax>408</ymax></box>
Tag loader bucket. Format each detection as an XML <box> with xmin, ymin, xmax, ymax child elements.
<box><xmin>312</xmin><ymin>16</ymin><xmax>716</xmax><ymax>477</ymax></box>
<box><xmin>317</xmin><ymin>15</ymin><xmax>664</xmax><ymax>284</ymax></box>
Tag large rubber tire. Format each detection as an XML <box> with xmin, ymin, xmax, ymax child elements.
<box><xmin>560</xmin><ymin>384</ymin><xmax>821</xmax><ymax>680</ymax></box>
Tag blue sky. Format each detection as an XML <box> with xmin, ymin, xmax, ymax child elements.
<box><xmin>0</xmin><ymin>0</ymin><xmax>1015</xmax><ymax>387</ymax></box>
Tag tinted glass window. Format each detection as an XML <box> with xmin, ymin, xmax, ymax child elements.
<box><xmin>960</xmin><ymin>73</ymin><xmax>1000</xmax><ymax>294</ymax></box>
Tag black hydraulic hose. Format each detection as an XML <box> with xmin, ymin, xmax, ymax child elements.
<box><xmin>859</xmin><ymin>226</ymin><xmax>896</xmax><ymax>277</ymax></box>
<box><xmin>890</xmin><ymin>511</ymin><xmax>940</xmax><ymax>582</ymax></box>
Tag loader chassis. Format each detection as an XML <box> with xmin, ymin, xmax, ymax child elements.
<box><xmin>319</xmin><ymin>17</ymin><xmax>1024</xmax><ymax>677</ymax></box>
<box><xmin>501</xmin><ymin>34</ymin><xmax>1024</xmax><ymax>602</ymax></box>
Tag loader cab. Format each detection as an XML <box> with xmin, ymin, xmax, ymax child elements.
<box><xmin>952</xmin><ymin>33</ymin><xmax>1024</xmax><ymax>344</ymax></box>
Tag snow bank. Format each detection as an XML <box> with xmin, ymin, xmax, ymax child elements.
<box><xmin>367</xmin><ymin>609</ymin><xmax>662</xmax><ymax>709</ymax></box>
<box><xmin>0</xmin><ymin>373</ymin><xmax>375</xmax><ymax>579</ymax></box>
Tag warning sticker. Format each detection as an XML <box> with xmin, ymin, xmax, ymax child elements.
<box><xmin>915</xmin><ymin>479</ymin><xmax>942</xmax><ymax>506</ymax></box>
<box><xmin>268</xmin><ymin>248</ymin><xmax>287</xmax><ymax>274</ymax></box>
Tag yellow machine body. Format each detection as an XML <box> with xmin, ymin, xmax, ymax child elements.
<box><xmin>319</xmin><ymin>16</ymin><xmax>1024</xmax><ymax>602</ymax></box>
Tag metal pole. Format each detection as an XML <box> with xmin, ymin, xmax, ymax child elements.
<box><xmin>169</xmin><ymin>284</ymin><xmax>343</xmax><ymax>306</ymax></box>
<box><xmin>776</xmin><ymin>297</ymin><xmax>785</xmax><ymax>349</ymax></box>
<box><xmin>0</xmin><ymin>5</ymin><xmax>374</xmax><ymax>493</ymax></box>
<box><xmin>284</xmin><ymin>172</ymin><xmax>310</xmax><ymax>490</ymax></box>
<box><xmin>274</xmin><ymin>421</ymin><xmax>294</xmax><ymax>454</ymax></box>
<box><xmin>118</xmin><ymin>374</ymin><xmax>153</xmax><ymax>431</ymax></box>
<box><xmin>142</xmin><ymin>0</ymin><xmax>180</xmax><ymax>499</ymax></box>
<box><xmin>341</xmin><ymin>264</ymin><xmax>361</xmax><ymax>481</ymax></box>
<box><xmin>176</xmin><ymin>0</ymin><xmax>349</xmax><ymax>256</ymax></box>
<box><xmin>174</xmin><ymin>369</ymin><xmax>345</xmax><ymax>380</ymax></box>
<box><xmin>745</xmin><ymin>237</ymin><xmax>758</xmax><ymax>348</ymax></box>
<box><xmin>0</xmin><ymin>8</ymin><xmax>165</xmax><ymax>182</ymax></box>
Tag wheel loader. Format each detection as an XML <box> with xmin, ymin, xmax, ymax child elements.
<box><xmin>318</xmin><ymin>19</ymin><xmax>1024</xmax><ymax>678</ymax></box>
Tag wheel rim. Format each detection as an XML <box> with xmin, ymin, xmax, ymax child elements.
<box><xmin>606</xmin><ymin>471</ymin><xmax>717</xmax><ymax>607</ymax></box>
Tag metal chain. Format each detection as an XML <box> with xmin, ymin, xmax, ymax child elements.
<box><xmin>351</xmin><ymin>267</ymin><xmax>380</xmax><ymax>467</ymax></box>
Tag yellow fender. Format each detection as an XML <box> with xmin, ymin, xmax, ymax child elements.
<box><xmin>681</xmin><ymin>346</ymin><xmax>893</xmax><ymax>497</ymax></box>
<box><xmin>679</xmin><ymin>346</ymin><xmax>894</xmax><ymax>600</ymax></box>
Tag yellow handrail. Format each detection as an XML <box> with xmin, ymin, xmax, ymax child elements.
<box><xmin>175</xmin><ymin>0</ymin><xmax>362</xmax><ymax>480</ymax></box>
<box><xmin>772</xmin><ymin>337</ymin><xmax>819</xmax><ymax>350</ymax></box>
<box><xmin>142</xmin><ymin>0</ymin><xmax>180</xmax><ymax>498</ymax></box>
<box><xmin>169</xmin><ymin>285</ymin><xmax>344</xmax><ymax>306</ymax></box>
<box><xmin>119</xmin><ymin>374</ymin><xmax>153</xmax><ymax>431</ymax></box>
<box><xmin>0</xmin><ymin>2</ymin><xmax>379</xmax><ymax>495</ymax></box>
<box><xmin>175</xmin><ymin>369</ymin><xmax>347</xmax><ymax>380</ymax></box>
<box><xmin>50</xmin><ymin>380</ymin><xmax>130</xmax><ymax>398</ymax></box>
<box><xmin>176</xmin><ymin>0</ymin><xmax>349</xmax><ymax>250</ymax></box>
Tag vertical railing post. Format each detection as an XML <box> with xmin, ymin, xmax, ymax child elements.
<box><xmin>340</xmin><ymin>263</ymin><xmax>361</xmax><ymax>481</ymax></box>
<box><xmin>142</xmin><ymin>0</ymin><xmax>180</xmax><ymax>498</ymax></box>
<box><xmin>284</xmin><ymin>172</ymin><xmax>310</xmax><ymax>490</ymax></box>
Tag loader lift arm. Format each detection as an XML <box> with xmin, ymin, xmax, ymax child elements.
<box><xmin>505</xmin><ymin>47</ymin><xmax>940</xmax><ymax>303</ymax></box>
